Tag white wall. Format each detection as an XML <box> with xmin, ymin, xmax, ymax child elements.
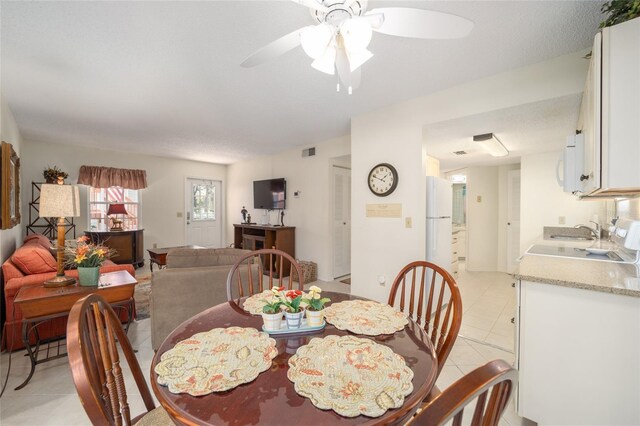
<box><xmin>226</xmin><ymin>135</ymin><xmax>350</xmax><ymax>281</ymax></box>
<box><xmin>520</xmin><ymin>150</ymin><xmax>606</xmax><ymax>252</ymax></box>
<box><xmin>351</xmin><ymin>51</ymin><xmax>590</xmax><ymax>302</ymax></box>
<box><xmin>0</xmin><ymin>94</ymin><xmax>23</xmax><ymax>267</ymax></box>
<box><xmin>20</xmin><ymin>140</ymin><xmax>227</xmax><ymax>260</ymax></box>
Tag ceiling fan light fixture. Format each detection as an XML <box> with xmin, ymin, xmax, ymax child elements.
<box><xmin>473</xmin><ymin>133</ymin><xmax>509</xmax><ymax>157</ymax></box>
<box><xmin>300</xmin><ymin>23</ymin><xmax>334</xmax><ymax>59</ymax></box>
<box><xmin>340</xmin><ymin>18</ymin><xmax>373</xmax><ymax>52</ymax></box>
<box><xmin>311</xmin><ymin>45</ymin><xmax>337</xmax><ymax>74</ymax></box>
<box><xmin>347</xmin><ymin>48</ymin><xmax>373</xmax><ymax>72</ymax></box>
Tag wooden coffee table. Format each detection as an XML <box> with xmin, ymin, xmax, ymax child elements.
<box><xmin>147</xmin><ymin>245</ymin><xmax>202</xmax><ymax>272</ymax></box>
<box><xmin>13</xmin><ymin>270</ymin><xmax>137</xmax><ymax>390</ymax></box>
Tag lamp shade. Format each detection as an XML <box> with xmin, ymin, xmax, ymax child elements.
<box><xmin>39</xmin><ymin>184</ymin><xmax>81</xmax><ymax>218</ymax></box>
<box><xmin>300</xmin><ymin>23</ymin><xmax>334</xmax><ymax>59</ymax></box>
<box><xmin>340</xmin><ymin>18</ymin><xmax>373</xmax><ymax>53</ymax></box>
<box><xmin>107</xmin><ymin>203</ymin><xmax>128</xmax><ymax>215</ymax></box>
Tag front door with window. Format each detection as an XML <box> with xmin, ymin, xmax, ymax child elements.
<box><xmin>185</xmin><ymin>178</ymin><xmax>222</xmax><ymax>248</ymax></box>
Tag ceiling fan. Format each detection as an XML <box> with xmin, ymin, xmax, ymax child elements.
<box><xmin>241</xmin><ymin>0</ymin><xmax>474</xmax><ymax>93</ymax></box>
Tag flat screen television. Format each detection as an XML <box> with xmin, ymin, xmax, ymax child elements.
<box><xmin>253</xmin><ymin>178</ymin><xmax>286</xmax><ymax>210</ymax></box>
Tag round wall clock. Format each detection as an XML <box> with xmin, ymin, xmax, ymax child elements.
<box><xmin>368</xmin><ymin>163</ymin><xmax>398</xmax><ymax>197</ymax></box>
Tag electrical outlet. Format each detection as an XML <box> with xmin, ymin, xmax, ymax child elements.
<box><xmin>476</xmin><ymin>195</ymin><xmax>482</xmax><ymax>203</ymax></box>
<box><xmin>559</xmin><ymin>216</ymin><xmax>566</xmax><ymax>225</ymax></box>
<box><xmin>405</xmin><ymin>217</ymin><xmax>412</xmax><ymax>228</ymax></box>
<box><xmin>153</xmin><ymin>243</ymin><xmax>158</xmax><ymax>249</ymax></box>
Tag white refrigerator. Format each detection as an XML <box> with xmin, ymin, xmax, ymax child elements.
<box><xmin>426</xmin><ymin>176</ymin><xmax>453</xmax><ymax>273</ymax></box>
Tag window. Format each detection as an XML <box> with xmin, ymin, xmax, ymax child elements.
<box><xmin>89</xmin><ymin>187</ymin><xmax>140</xmax><ymax>231</ymax></box>
<box><xmin>192</xmin><ymin>182</ymin><xmax>216</xmax><ymax>220</ymax></box>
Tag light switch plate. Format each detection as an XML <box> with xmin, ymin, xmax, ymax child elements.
<box><xmin>559</xmin><ymin>216</ymin><xmax>566</xmax><ymax>225</ymax></box>
<box><xmin>476</xmin><ymin>195</ymin><xmax>482</xmax><ymax>203</ymax></box>
<box><xmin>405</xmin><ymin>217</ymin><xmax>412</xmax><ymax>228</ymax></box>
<box><xmin>177</xmin><ymin>212</ymin><xmax>183</xmax><ymax>218</ymax></box>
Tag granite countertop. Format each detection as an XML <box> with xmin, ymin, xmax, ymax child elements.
<box><xmin>514</xmin><ymin>254</ymin><xmax>640</xmax><ymax>298</ymax></box>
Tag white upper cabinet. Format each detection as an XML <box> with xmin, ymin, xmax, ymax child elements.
<box><xmin>577</xmin><ymin>17</ymin><xmax>640</xmax><ymax>197</ymax></box>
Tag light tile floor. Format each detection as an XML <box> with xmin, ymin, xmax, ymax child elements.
<box><xmin>0</xmin><ymin>270</ymin><xmax>532</xmax><ymax>425</ymax></box>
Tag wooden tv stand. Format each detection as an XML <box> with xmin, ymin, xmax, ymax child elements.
<box><xmin>233</xmin><ymin>224</ymin><xmax>295</xmax><ymax>277</ymax></box>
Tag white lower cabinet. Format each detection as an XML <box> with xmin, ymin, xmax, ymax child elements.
<box><xmin>516</xmin><ymin>280</ymin><xmax>640</xmax><ymax>425</ymax></box>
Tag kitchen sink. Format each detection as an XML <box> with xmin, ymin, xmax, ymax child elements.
<box><xmin>526</xmin><ymin>244</ymin><xmax>625</xmax><ymax>262</ymax></box>
<box><xmin>549</xmin><ymin>235</ymin><xmax>594</xmax><ymax>241</ymax></box>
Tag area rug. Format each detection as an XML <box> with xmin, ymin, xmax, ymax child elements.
<box><xmin>339</xmin><ymin>277</ymin><xmax>351</xmax><ymax>285</ymax></box>
<box><xmin>134</xmin><ymin>273</ymin><xmax>152</xmax><ymax>320</ymax></box>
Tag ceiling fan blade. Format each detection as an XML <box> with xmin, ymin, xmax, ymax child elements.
<box><xmin>366</xmin><ymin>8</ymin><xmax>474</xmax><ymax>39</ymax></box>
<box><xmin>240</xmin><ymin>27</ymin><xmax>309</xmax><ymax>68</ymax></box>
<box><xmin>291</xmin><ymin>0</ymin><xmax>329</xmax><ymax>13</ymax></box>
<box><xmin>335</xmin><ymin>48</ymin><xmax>360</xmax><ymax>90</ymax></box>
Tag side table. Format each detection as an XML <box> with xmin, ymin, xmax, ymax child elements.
<box><xmin>147</xmin><ymin>245</ymin><xmax>202</xmax><ymax>272</ymax></box>
<box><xmin>13</xmin><ymin>270</ymin><xmax>137</xmax><ymax>390</ymax></box>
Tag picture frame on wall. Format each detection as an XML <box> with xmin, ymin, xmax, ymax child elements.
<box><xmin>1</xmin><ymin>141</ymin><xmax>21</xmax><ymax>230</ymax></box>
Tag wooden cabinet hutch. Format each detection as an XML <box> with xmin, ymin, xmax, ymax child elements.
<box><xmin>233</xmin><ymin>224</ymin><xmax>295</xmax><ymax>277</ymax></box>
<box><xmin>85</xmin><ymin>229</ymin><xmax>145</xmax><ymax>268</ymax></box>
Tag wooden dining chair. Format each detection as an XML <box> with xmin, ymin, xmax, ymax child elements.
<box><xmin>67</xmin><ymin>294</ymin><xmax>172</xmax><ymax>426</ymax></box>
<box><xmin>388</xmin><ymin>261</ymin><xmax>462</xmax><ymax>376</ymax></box>
<box><xmin>412</xmin><ymin>359</ymin><xmax>517</xmax><ymax>425</ymax></box>
<box><xmin>226</xmin><ymin>248</ymin><xmax>304</xmax><ymax>300</ymax></box>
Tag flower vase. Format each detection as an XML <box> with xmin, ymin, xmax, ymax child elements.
<box><xmin>77</xmin><ymin>266</ymin><xmax>100</xmax><ymax>287</ymax></box>
<box><xmin>306</xmin><ymin>309</ymin><xmax>324</xmax><ymax>327</ymax></box>
<box><xmin>285</xmin><ymin>310</ymin><xmax>304</xmax><ymax>329</ymax></box>
<box><xmin>262</xmin><ymin>312</ymin><xmax>283</xmax><ymax>331</ymax></box>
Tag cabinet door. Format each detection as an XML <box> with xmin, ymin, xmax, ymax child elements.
<box><xmin>578</xmin><ymin>32</ymin><xmax>602</xmax><ymax>194</ymax></box>
<box><xmin>517</xmin><ymin>280</ymin><xmax>640</xmax><ymax>424</ymax></box>
<box><xmin>602</xmin><ymin>18</ymin><xmax>640</xmax><ymax>191</ymax></box>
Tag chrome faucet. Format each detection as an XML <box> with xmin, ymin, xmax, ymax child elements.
<box><xmin>575</xmin><ymin>221</ymin><xmax>601</xmax><ymax>240</ymax></box>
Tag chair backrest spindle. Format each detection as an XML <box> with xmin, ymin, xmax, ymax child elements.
<box><xmin>414</xmin><ymin>360</ymin><xmax>517</xmax><ymax>426</ymax></box>
<box><xmin>67</xmin><ymin>294</ymin><xmax>158</xmax><ymax>426</ymax></box>
<box><xmin>388</xmin><ymin>261</ymin><xmax>462</xmax><ymax>375</ymax></box>
<box><xmin>226</xmin><ymin>249</ymin><xmax>304</xmax><ymax>301</ymax></box>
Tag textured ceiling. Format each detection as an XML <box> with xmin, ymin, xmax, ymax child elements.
<box><xmin>425</xmin><ymin>94</ymin><xmax>583</xmax><ymax>171</ymax></box>
<box><xmin>1</xmin><ymin>1</ymin><xmax>602</xmax><ymax>164</ymax></box>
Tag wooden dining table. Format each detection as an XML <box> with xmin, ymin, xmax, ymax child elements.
<box><xmin>151</xmin><ymin>291</ymin><xmax>438</xmax><ymax>425</ymax></box>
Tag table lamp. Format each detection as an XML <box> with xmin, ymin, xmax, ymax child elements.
<box><xmin>107</xmin><ymin>203</ymin><xmax>127</xmax><ymax>231</ymax></box>
<box><xmin>39</xmin><ymin>182</ymin><xmax>81</xmax><ymax>287</ymax></box>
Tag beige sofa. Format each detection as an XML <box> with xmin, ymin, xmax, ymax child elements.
<box><xmin>150</xmin><ymin>247</ymin><xmax>259</xmax><ymax>350</ymax></box>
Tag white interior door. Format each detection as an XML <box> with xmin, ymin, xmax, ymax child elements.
<box><xmin>506</xmin><ymin>169</ymin><xmax>521</xmax><ymax>272</ymax></box>
<box><xmin>185</xmin><ymin>178</ymin><xmax>222</xmax><ymax>247</ymax></box>
<box><xmin>333</xmin><ymin>166</ymin><xmax>351</xmax><ymax>278</ymax></box>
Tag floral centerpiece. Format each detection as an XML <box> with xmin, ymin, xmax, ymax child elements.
<box><xmin>279</xmin><ymin>289</ymin><xmax>305</xmax><ymax>329</ymax></box>
<box><xmin>302</xmin><ymin>286</ymin><xmax>330</xmax><ymax>327</ymax></box>
<box><xmin>261</xmin><ymin>286</ymin><xmax>285</xmax><ymax>331</ymax></box>
<box><xmin>65</xmin><ymin>236</ymin><xmax>115</xmax><ymax>286</ymax></box>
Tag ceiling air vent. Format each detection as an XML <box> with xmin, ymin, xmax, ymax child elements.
<box><xmin>302</xmin><ymin>147</ymin><xmax>316</xmax><ymax>157</ymax></box>
<box><xmin>453</xmin><ymin>151</ymin><xmax>467</xmax><ymax>155</ymax></box>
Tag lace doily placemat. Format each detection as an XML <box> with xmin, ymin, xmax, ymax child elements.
<box><xmin>242</xmin><ymin>290</ymin><xmax>277</xmax><ymax>315</ymax></box>
<box><xmin>323</xmin><ymin>300</ymin><xmax>409</xmax><ymax>336</ymax></box>
<box><xmin>288</xmin><ymin>335</ymin><xmax>414</xmax><ymax>418</ymax></box>
<box><xmin>155</xmin><ymin>327</ymin><xmax>277</xmax><ymax>396</ymax></box>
